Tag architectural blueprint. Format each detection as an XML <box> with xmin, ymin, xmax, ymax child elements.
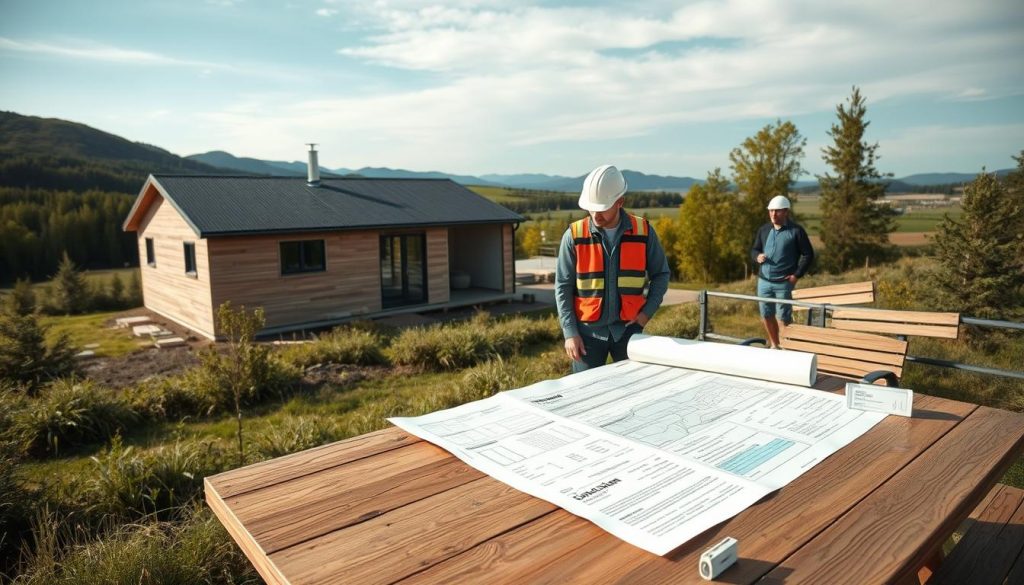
<box><xmin>389</xmin><ymin>337</ymin><xmax>886</xmax><ymax>555</ymax></box>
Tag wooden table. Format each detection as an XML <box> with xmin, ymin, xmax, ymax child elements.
<box><xmin>206</xmin><ymin>377</ymin><xmax>1024</xmax><ymax>584</ymax></box>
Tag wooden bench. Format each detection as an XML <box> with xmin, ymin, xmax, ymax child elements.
<box><xmin>743</xmin><ymin>323</ymin><xmax>909</xmax><ymax>386</ymax></box>
<box><xmin>926</xmin><ymin>482</ymin><xmax>1024</xmax><ymax>584</ymax></box>
<box><xmin>791</xmin><ymin>280</ymin><xmax>876</xmax><ymax>310</ymax></box>
<box><xmin>830</xmin><ymin>308</ymin><xmax>961</xmax><ymax>339</ymax></box>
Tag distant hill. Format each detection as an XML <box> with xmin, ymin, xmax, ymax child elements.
<box><xmin>342</xmin><ymin>166</ymin><xmax>501</xmax><ymax>186</ymax></box>
<box><xmin>187</xmin><ymin>150</ymin><xmax>343</xmax><ymax>177</ymax></box>
<box><xmin>0</xmin><ymin>111</ymin><xmax>228</xmax><ymax>192</ymax></box>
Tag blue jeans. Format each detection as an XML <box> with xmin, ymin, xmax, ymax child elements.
<box><xmin>757</xmin><ymin>279</ymin><xmax>795</xmax><ymax>324</ymax></box>
<box><xmin>571</xmin><ymin>324</ymin><xmax>643</xmax><ymax>373</ymax></box>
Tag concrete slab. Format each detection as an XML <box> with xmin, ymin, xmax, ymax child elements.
<box><xmin>132</xmin><ymin>324</ymin><xmax>163</xmax><ymax>337</ymax></box>
<box><xmin>116</xmin><ymin>316</ymin><xmax>152</xmax><ymax>328</ymax></box>
<box><xmin>154</xmin><ymin>336</ymin><xmax>187</xmax><ymax>348</ymax></box>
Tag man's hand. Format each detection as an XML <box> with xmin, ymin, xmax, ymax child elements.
<box><xmin>786</xmin><ymin>274</ymin><xmax>798</xmax><ymax>285</ymax></box>
<box><xmin>564</xmin><ymin>335</ymin><xmax>585</xmax><ymax>362</ymax></box>
<box><xmin>626</xmin><ymin>311</ymin><xmax>649</xmax><ymax>328</ymax></box>
<box><xmin>756</xmin><ymin>253</ymin><xmax>767</xmax><ymax>264</ymax></box>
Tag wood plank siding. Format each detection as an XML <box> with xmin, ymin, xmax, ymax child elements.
<box><xmin>426</xmin><ymin>228</ymin><xmax>449</xmax><ymax>305</ymax></box>
<box><xmin>207</xmin><ymin>230</ymin><xmax>384</xmax><ymax>333</ymax></box>
<box><xmin>136</xmin><ymin>194</ymin><xmax>215</xmax><ymax>337</ymax></box>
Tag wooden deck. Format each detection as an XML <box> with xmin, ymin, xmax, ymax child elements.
<box><xmin>206</xmin><ymin>375</ymin><xmax>1024</xmax><ymax>584</ymax></box>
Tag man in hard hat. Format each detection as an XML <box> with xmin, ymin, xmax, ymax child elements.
<box><xmin>555</xmin><ymin>164</ymin><xmax>671</xmax><ymax>372</ymax></box>
<box><xmin>751</xmin><ymin>195</ymin><xmax>815</xmax><ymax>349</ymax></box>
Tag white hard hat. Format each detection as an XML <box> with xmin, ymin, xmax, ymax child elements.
<box><xmin>767</xmin><ymin>195</ymin><xmax>791</xmax><ymax>210</ymax></box>
<box><xmin>579</xmin><ymin>164</ymin><xmax>627</xmax><ymax>212</ymax></box>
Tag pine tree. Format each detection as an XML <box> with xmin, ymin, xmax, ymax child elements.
<box><xmin>818</xmin><ymin>87</ymin><xmax>896</xmax><ymax>271</ymax></box>
<box><xmin>931</xmin><ymin>164</ymin><xmax>1024</xmax><ymax>319</ymax></box>
<box><xmin>5</xmin><ymin>278</ymin><xmax>36</xmax><ymax>315</ymax></box>
<box><xmin>127</xmin><ymin>269</ymin><xmax>143</xmax><ymax>307</ymax></box>
<box><xmin>0</xmin><ymin>310</ymin><xmax>75</xmax><ymax>395</ymax></box>
<box><xmin>51</xmin><ymin>251</ymin><xmax>88</xmax><ymax>314</ymax></box>
<box><xmin>108</xmin><ymin>273</ymin><xmax>125</xmax><ymax>308</ymax></box>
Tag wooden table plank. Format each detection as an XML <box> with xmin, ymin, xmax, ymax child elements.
<box><xmin>388</xmin><ymin>393</ymin><xmax>975</xmax><ymax>584</ymax></box>
<box><xmin>270</xmin><ymin>477</ymin><xmax>559</xmax><ymax>585</ymax></box>
<box><xmin>207</xmin><ymin>427</ymin><xmax>419</xmax><ymax>499</ymax></box>
<box><xmin>229</xmin><ymin>442</ymin><xmax>484</xmax><ymax>554</ymax></box>
<box><xmin>397</xmin><ymin>510</ymin><xmax>608</xmax><ymax>584</ymax></box>
<box><xmin>761</xmin><ymin>406</ymin><xmax>1024</xmax><ymax>584</ymax></box>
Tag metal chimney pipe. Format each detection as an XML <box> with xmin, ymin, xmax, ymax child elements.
<box><xmin>306</xmin><ymin>143</ymin><xmax>320</xmax><ymax>186</ymax></box>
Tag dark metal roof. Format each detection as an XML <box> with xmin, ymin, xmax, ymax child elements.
<box><xmin>147</xmin><ymin>175</ymin><xmax>524</xmax><ymax>237</ymax></box>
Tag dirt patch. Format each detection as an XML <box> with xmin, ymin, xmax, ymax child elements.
<box><xmin>81</xmin><ymin>346</ymin><xmax>201</xmax><ymax>389</ymax></box>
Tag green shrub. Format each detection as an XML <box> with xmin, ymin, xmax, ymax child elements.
<box><xmin>281</xmin><ymin>326</ymin><xmax>388</xmax><ymax>368</ymax></box>
<box><xmin>12</xmin><ymin>506</ymin><xmax>259</xmax><ymax>585</ymax></box>
<box><xmin>249</xmin><ymin>416</ymin><xmax>344</xmax><ymax>460</ymax></box>
<box><xmin>184</xmin><ymin>346</ymin><xmax>298</xmax><ymax>414</ymax></box>
<box><xmin>11</xmin><ymin>380</ymin><xmax>137</xmax><ymax>456</ymax></box>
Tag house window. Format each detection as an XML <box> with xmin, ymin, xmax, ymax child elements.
<box><xmin>183</xmin><ymin>242</ymin><xmax>197</xmax><ymax>277</ymax></box>
<box><xmin>280</xmin><ymin>240</ymin><xmax>326</xmax><ymax>275</ymax></box>
<box><xmin>145</xmin><ymin>238</ymin><xmax>155</xmax><ymax>267</ymax></box>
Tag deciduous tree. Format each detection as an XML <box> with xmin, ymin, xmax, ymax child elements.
<box><xmin>729</xmin><ymin>121</ymin><xmax>806</xmax><ymax>275</ymax></box>
<box><xmin>675</xmin><ymin>169</ymin><xmax>739</xmax><ymax>283</ymax></box>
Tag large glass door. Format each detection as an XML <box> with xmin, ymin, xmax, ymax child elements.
<box><xmin>380</xmin><ymin>234</ymin><xmax>426</xmax><ymax>308</ymax></box>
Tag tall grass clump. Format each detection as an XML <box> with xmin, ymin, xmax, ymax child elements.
<box><xmin>389</xmin><ymin>312</ymin><xmax>562</xmax><ymax>371</ymax></box>
<box><xmin>1</xmin><ymin>438</ymin><xmax>34</xmax><ymax>577</ymax></box>
<box><xmin>644</xmin><ymin>304</ymin><xmax>701</xmax><ymax>339</ymax></box>
<box><xmin>12</xmin><ymin>506</ymin><xmax>258</xmax><ymax>585</ymax></box>
<box><xmin>388</xmin><ymin>323</ymin><xmax>489</xmax><ymax>370</ymax></box>
<box><xmin>10</xmin><ymin>379</ymin><xmax>137</xmax><ymax>456</ymax></box>
<box><xmin>249</xmin><ymin>416</ymin><xmax>344</xmax><ymax>460</ymax></box>
<box><xmin>77</xmin><ymin>435</ymin><xmax>224</xmax><ymax>522</ymax></box>
<box><xmin>281</xmin><ymin>325</ymin><xmax>389</xmax><ymax>368</ymax></box>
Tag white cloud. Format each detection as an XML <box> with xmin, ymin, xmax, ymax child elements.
<box><xmin>122</xmin><ymin>0</ymin><xmax>1022</xmax><ymax>175</ymax></box>
<box><xmin>0</xmin><ymin>37</ymin><xmax>223</xmax><ymax>69</ymax></box>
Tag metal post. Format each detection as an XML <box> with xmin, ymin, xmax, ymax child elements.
<box><xmin>698</xmin><ymin>290</ymin><xmax>708</xmax><ymax>341</ymax></box>
<box><xmin>818</xmin><ymin>304</ymin><xmax>829</xmax><ymax>328</ymax></box>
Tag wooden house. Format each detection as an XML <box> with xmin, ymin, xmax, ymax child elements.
<box><xmin>122</xmin><ymin>166</ymin><xmax>523</xmax><ymax>339</ymax></box>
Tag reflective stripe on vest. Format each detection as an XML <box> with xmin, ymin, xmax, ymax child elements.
<box><xmin>571</xmin><ymin>214</ymin><xmax>649</xmax><ymax>323</ymax></box>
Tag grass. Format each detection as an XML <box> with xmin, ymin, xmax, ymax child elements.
<box><xmin>39</xmin><ymin>311</ymin><xmax>143</xmax><ymax>358</ymax></box>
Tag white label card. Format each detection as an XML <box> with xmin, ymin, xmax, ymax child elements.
<box><xmin>845</xmin><ymin>383</ymin><xmax>914</xmax><ymax>417</ymax></box>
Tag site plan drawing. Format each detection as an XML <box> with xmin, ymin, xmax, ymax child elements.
<box><xmin>389</xmin><ymin>336</ymin><xmax>887</xmax><ymax>555</ymax></box>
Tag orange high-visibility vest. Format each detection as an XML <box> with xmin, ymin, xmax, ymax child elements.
<box><xmin>570</xmin><ymin>214</ymin><xmax>649</xmax><ymax>323</ymax></box>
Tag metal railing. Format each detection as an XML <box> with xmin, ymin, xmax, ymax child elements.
<box><xmin>696</xmin><ymin>290</ymin><xmax>1024</xmax><ymax>381</ymax></box>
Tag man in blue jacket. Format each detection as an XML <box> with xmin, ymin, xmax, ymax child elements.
<box><xmin>750</xmin><ymin>195</ymin><xmax>815</xmax><ymax>349</ymax></box>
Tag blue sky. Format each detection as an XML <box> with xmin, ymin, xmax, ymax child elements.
<box><xmin>1</xmin><ymin>0</ymin><xmax>1022</xmax><ymax>178</ymax></box>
